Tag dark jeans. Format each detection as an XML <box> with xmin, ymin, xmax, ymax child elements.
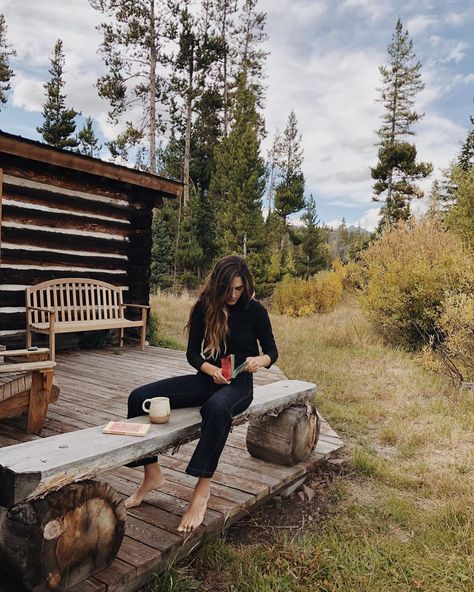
<box><xmin>127</xmin><ymin>371</ymin><xmax>253</xmax><ymax>478</ymax></box>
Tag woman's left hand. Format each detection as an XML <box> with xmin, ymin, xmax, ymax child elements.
<box><xmin>245</xmin><ymin>356</ymin><xmax>262</xmax><ymax>373</ymax></box>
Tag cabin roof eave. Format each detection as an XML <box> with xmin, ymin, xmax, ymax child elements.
<box><xmin>0</xmin><ymin>130</ymin><xmax>182</xmax><ymax>201</ymax></box>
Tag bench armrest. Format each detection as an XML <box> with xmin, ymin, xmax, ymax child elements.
<box><xmin>1</xmin><ymin>348</ymin><xmax>51</xmax><ymax>358</ymax></box>
<box><xmin>0</xmin><ymin>360</ymin><xmax>56</xmax><ymax>373</ymax></box>
<box><xmin>121</xmin><ymin>303</ymin><xmax>150</xmax><ymax>309</ymax></box>
<box><xmin>27</xmin><ymin>305</ymin><xmax>55</xmax><ymax>314</ymax></box>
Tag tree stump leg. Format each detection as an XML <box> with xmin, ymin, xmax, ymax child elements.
<box><xmin>0</xmin><ymin>480</ymin><xmax>126</xmax><ymax>592</ymax></box>
<box><xmin>246</xmin><ymin>403</ymin><xmax>320</xmax><ymax>466</ymax></box>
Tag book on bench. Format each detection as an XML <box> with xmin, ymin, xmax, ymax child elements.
<box><xmin>103</xmin><ymin>421</ymin><xmax>150</xmax><ymax>436</ymax></box>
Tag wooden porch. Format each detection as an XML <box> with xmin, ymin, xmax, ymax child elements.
<box><xmin>0</xmin><ymin>345</ymin><xmax>343</xmax><ymax>592</ymax></box>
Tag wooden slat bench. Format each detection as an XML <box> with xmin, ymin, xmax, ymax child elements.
<box><xmin>0</xmin><ymin>379</ymin><xmax>316</xmax><ymax>592</ymax></box>
<box><xmin>26</xmin><ymin>278</ymin><xmax>149</xmax><ymax>360</ymax></box>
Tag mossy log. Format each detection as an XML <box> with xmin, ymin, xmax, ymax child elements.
<box><xmin>246</xmin><ymin>404</ymin><xmax>320</xmax><ymax>465</ymax></box>
<box><xmin>0</xmin><ymin>480</ymin><xmax>126</xmax><ymax>592</ymax></box>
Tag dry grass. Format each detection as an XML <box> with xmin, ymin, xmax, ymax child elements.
<box><xmin>148</xmin><ymin>292</ymin><xmax>474</xmax><ymax>592</ymax></box>
<box><xmin>150</xmin><ymin>289</ymin><xmax>194</xmax><ymax>347</ymax></box>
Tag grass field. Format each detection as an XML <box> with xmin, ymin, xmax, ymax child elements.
<box><xmin>147</xmin><ymin>291</ymin><xmax>474</xmax><ymax>592</ymax></box>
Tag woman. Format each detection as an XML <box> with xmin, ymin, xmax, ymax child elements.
<box><xmin>125</xmin><ymin>255</ymin><xmax>278</xmax><ymax>533</ymax></box>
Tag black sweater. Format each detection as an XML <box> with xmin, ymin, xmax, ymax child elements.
<box><xmin>186</xmin><ymin>298</ymin><xmax>278</xmax><ymax>372</ymax></box>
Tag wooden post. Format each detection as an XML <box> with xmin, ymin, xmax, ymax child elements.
<box><xmin>0</xmin><ymin>480</ymin><xmax>126</xmax><ymax>592</ymax></box>
<box><xmin>27</xmin><ymin>368</ymin><xmax>54</xmax><ymax>435</ymax></box>
<box><xmin>141</xmin><ymin>307</ymin><xmax>147</xmax><ymax>350</ymax></box>
<box><xmin>48</xmin><ymin>312</ymin><xmax>56</xmax><ymax>361</ymax></box>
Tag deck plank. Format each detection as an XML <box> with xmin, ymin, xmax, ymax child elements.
<box><xmin>0</xmin><ymin>344</ymin><xmax>343</xmax><ymax>592</ymax></box>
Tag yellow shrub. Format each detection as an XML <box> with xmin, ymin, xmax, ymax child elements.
<box><xmin>421</xmin><ymin>292</ymin><xmax>474</xmax><ymax>383</ymax></box>
<box><xmin>359</xmin><ymin>218</ymin><xmax>474</xmax><ymax>349</ymax></box>
<box><xmin>272</xmin><ymin>268</ymin><xmax>344</xmax><ymax>317</ymax></box>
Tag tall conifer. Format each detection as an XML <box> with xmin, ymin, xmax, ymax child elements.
<box><xmin>209</xmin><ymin>72</ymin><xmax>266</xmax><ymax>258</ymax></box>
<box><xmin>37</xmin><ymin>39</ymin><xmax>79</xmax><ymax>149</ymax></box>
<box><xmin>0</xmin><ymin>14</ymin><xmax>15</xmax><ymax>110</ymax></box>
<box><xmin>371</xmin><ymin>18</ymin><xmax>432</xmax><ymax>226</ymax></box>
<box><xmin>274</xmin><ymin>111</ymin><xmax>305</xmax><ymax>226</ymax></box>
<box><xmin>76</xmin><ymin>117</ymin><xmax>102</xmax><ymax>157</ymax></box>
<box><xmin>458</xmin><ymin>111</ymin><xmax>474</xmax><ymax>171</ymax></box>
<box><xmin>90</xmin><ymin>0</ymin><xmax>177</xmax><ymax>173</ymax></box>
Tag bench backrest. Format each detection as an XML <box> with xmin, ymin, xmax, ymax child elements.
<box><xmin>26</xmin><ymin>278</ymin><xmax>124</xmax><ymax>323</ymax></box>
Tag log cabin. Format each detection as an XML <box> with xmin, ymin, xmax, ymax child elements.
<box><xmin>0</xmin><ymin>130</ymin><xmax>182</xmax><ymax>349</ymax></box>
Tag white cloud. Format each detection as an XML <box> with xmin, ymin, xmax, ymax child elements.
<box><xmin>12</xmin><ymin>77</ymin><xmax>44</xmax><ymax>112</ymax></box>
<box><xmin>339</xmin><ymin>0</ymin><xmax>392</xmax><ymax>22</ymax></box>
<box><xmin>407</xmin><ymin>15</ymin><xmax>438</xmax><ymax>35</ymax></box>
<box><xmin>441</xmin><ymin>41</ymin><xmax>470</xmax><ymax>64</ymax></box>
<box><xmin>354</xmin><ymin>207</ymin><xmax>380</xmax><ymax>231</ymax></box>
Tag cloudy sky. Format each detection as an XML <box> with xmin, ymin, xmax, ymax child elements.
<box><xmin>0</xmin><ymin>0</ymin><xmax>473</xmax><ymax>229</ymax></box>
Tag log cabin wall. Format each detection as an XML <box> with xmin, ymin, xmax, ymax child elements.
<box><xmin>0</xmin><ymin>131</ymin><xmax>182</xmax><ymax>348</ymax></box>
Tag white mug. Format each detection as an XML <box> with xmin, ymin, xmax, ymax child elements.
<box><xmin>142</xmin><ymin>397</ymin><xmax>170</xmax><ymax>424</ymax></box>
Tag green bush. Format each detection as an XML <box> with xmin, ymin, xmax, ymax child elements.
<box><xmin>359</xmin><ymin>218</ymin><xmax>474</xmax><ymax>349</ymax></box>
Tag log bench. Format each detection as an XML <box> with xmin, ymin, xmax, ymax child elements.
<box><xmin>26</xmin><ymin>278</ymin><xmax>149</xmax><ymax>361</ymax></box>
<box><xmin>0</xmin><ymin>379</ymin><xmax>317</xmax><ymax>592</ymax></box>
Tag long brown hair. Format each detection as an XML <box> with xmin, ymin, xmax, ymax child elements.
<box><xmin>186</xmin><ymin>255</ymin><xmax>255</xmax><ymax>358</ymax></box>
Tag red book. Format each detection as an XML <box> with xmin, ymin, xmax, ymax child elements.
<box><xmin>221</xmin><ymin>355</ymin><xmax>234</xmax><ymax>380</ymax></box>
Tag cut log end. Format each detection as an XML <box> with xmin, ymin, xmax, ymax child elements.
<box><xmin>0</xmin><ymin>480</ymin><xmax>126</xmax><ymax>592</ymax></box>
<box><xmin>246</xmin><ymin>404</ymin><xmax>320</xmax><ymax>466</ymax></box>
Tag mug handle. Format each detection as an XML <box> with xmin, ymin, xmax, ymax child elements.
<box><xmin>142</xmin><ymin>399</ymin><xmax>151</xmax><ymax>413</ymax></box>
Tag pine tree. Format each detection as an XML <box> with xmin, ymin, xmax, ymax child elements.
<box><xmin>90</xmin><ymin>0</ymin><xmax>177</xmax><ymax>173</ymax></box>
<box><xmin>330</xmin><ymin>217</ymin><xmax>350</xmax><ymax>262</ymax></box>
<box><xmin>150</xmin><ymin>210</ymin><xmax>173</xmax><ymax>291</ymax></box>
<box><xmin>458</xmin><ymin>111</ymin><xmax>474</xmax><ymax>171</ymax></box>
<box><xmin>169</xmin><ymin>6</ymin><xmax>222</xmax><ymax>206</ymax></box>
<box><xmin>0</xmin><ymin>14</ymin><xmax>15</xmax><ymax>110</ymax></box>
<box><xmin>37</xmin><ymin>39</ymin><xmax>79</xmax><ymax>149</ymax></box>
<box><xmin>208</xmin><ymin>72</ymin><xmax>266</xmax><ymax>259</ymax></box>
<box><xmin>235</xmin><ymin>0</ymin><xmax>268</xmax><ymax>111</ymax></box>
<box><xmin>210</xmin><ymin>0</ymin><xmax>238</xmax><ymax>138</ymax></box>
<box><xmin>76</xmin><ymin>117</ymin><xmax>102</xmax><ymax>157</ymax></box>
<box><xmin>371</xmin><ymin>18</ymin><xmax>432</xmax><ymax>227</ymax></box>
<box><xmin>274</xmin><ymin>111</ymin><xmax>305</xmax><ymax>226</ymax></box>
<box><xmin>295</xmin><ymin>194</ymin><xmax>328</xmax><ymax>278</ymax></box>
<box><xmin>106</xmin><ymin>122</ymin><xmax>143</xmax><ymax>164</ymax></box>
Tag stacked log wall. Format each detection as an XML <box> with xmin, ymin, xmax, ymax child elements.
<box><xmin>0</xmin><ymin>151</ymin><xmax>168</xmax><ymax>348</ymax></box>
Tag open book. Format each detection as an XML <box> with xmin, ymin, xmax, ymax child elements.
<box><xmin>103</xmin><ymin>421</ymin><xmax>150</xmax><ymax>437</ymax></box>
<box><xmin>221</xmin><ymin>354</ymin><xmax>249</xmax><ymax>380</ymax></box>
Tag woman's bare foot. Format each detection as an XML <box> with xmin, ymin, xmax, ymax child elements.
<box><xmin>124</xmin><ymin>463</ymin><xmax>165</xmax><ymax>509</ymax></box>
<box><xmin>178</xmin><ymin>478</ymin><xmax>211</xmax><ymax>533</ymax></box>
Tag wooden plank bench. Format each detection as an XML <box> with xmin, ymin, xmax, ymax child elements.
<box><xmin>0</xmin><ymin>348</ymin><xmax>58</xmax><ymax>435</ymax></box>
<box><xmin>26</xmin><ymin>278</ymin><xmax>149</xmax><ymax>361</ymax></box>
<box><xmin>0</xmin><ymin>379</ymin><xmax>316</xmax><ymax>592</ymax></box>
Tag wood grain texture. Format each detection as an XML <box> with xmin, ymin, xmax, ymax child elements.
<box><xmin>246</xmin><ymin>404</ymin><xmax>320</xmax><ymax>465</ymax></box>
<box><xmin>0</xmin><ymin>480</ymin><xmax>126</xmax><ymax>592</ymax></box>
<box><xmin>0</xmin><ymin>346</ymin><xmax>343</xmax><ymax>592</ymax></box>
<box><xmin>0</xmin><ymin>380</ymin><xmax>316</xmax><ymax>506</ymax></box>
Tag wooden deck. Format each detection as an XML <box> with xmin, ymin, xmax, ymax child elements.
<box><xmin>0</xmin><ymin>345</ymin><xmax>343</xmax><ymax>592</ymax></box>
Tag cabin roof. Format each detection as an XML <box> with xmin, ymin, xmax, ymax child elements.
<box><xmin>0</xmin><ymin>130</ymin><xmax>182</xmax><ymax>200</ymax></box>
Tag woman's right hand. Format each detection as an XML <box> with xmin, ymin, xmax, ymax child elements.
<box><xmin>212</xmin><ymin>369</ymin><xmax>231</xmax><ymax>385</ymax></box>
<box><xmin>201</xmin><ymin>362</ymin><xmax>230</xmax><ymax>385</ymax></box>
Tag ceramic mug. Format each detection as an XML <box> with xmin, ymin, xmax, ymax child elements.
<box><xmin>142</xmin><ymin>397</ymin><xmax>170</xmax><ymax>424</ymax></box>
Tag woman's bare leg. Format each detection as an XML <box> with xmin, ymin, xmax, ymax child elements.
<box><xmin>178</xmin><ymin>477</ymin><xmax>211</xmax><ymax>532</ymax></box>
<box><xmin>124</xmin><ymin>462</ymin><xmax>166</xmax><ymax>509</ymax></box>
